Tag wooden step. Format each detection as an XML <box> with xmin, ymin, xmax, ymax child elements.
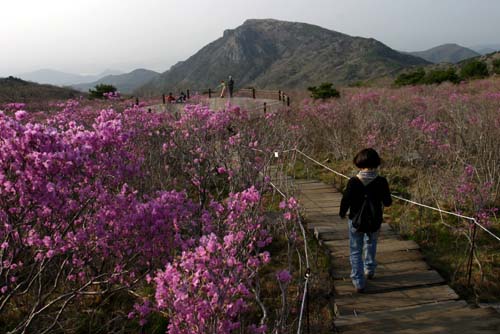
<box><xmin>334</xmin><ymin>285</ymin><xmax>459</xmax><ymax>315</ymax></box>
<box><xmin>335</xmin><ymin>300</ymin><xmax>467</xmax><ymax>327</ymax></box>
<box><xmin>329</xmin><ymin>249</ymin><xmax>426</xmax><ymax>282</ymax></box>
<box><xmin>332</xmin><ymin>259</ymin><xmax>430</xmax><ymax>279</ymax></box>
<box><xmin>337</xmin><ymin>304</ymin><xmax>500</xmax><ymax>333</ymax></box>
<box><xmin>304</xmin><ymin>209</ymin><xmax>341</xmax><ymax>215</ymax></box>
<box><xmin>297</xmin><ymin>184</ymin><xmax>341</xmax><ymax>194</ymax></box>
<box><xmin>335</xmin><ymin>270</ymin><xmax>445</xmax><ymax>295</ymax></box>
<box><xmin>328</xmin><ymin>239</ymin><xmax>420</xmax><ymax>257</ymax></box>
<box><xmin>318</xmin><ymin>226</ymin><xmax>397</xmax><ymax>241</ymax></box>
<box><xmin>297</xmin><ymin>184</ymin><xmax>337</xmax><ymax>190</ymax></box>
<box><xmin>304</xmin><ymin>214</ymin><xmax>344</xmax><ymax>224</ymax></box>
<box><xmin>301</xmin><ymin>205</ymin><xmax>341</xmax><ymax>212</ymax></box>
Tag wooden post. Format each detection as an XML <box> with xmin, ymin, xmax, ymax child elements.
<box><xmin>208</xmin><ymin>88</ymin><xmax>212</xmax><ymax>98</ymax></box>
<box><xmin>135</xmin><ymin>97</ymin><xmax>139</xmax><ymax>106</ymax></box>
<box><xmin>263</xmin><ymin>102</ymin><xmax>267</xmax><ymax>113</ymax></box>
<box><xmin>162</xmin><ymin>94</ymin><xmax>165</xmax><ymax>104</ymax></box>
<box><xmin>287</xmin><ymin>96</ymin><xmax>290</xmax><ymax>107</ymax></box>
<box><xmin>252</xmin><ymin>88</ymin><xmax>256</xmax><ymax>99</ymax></box>
<box><xmin>187</xmin><ymin>89</ymin><xmax>190</xmax><ymax>99</ymax></box>
<box><xmin>278</xmin><ymin>90</ymin><xmax>282</xmax><ymax>101</ymax></box>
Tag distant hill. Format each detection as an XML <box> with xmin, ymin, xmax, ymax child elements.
<box><xmin>457</xmin><ymin>51</ymin><xmax>500</xmax><ymax>69</ymax></box>
<box><xmin>17</xmin><ymin>69</ymin><xmax>123</xmax><ymax>86</ymax></box>
<box><xmin>0</xmin><ymin>76</ymin><xmax>80</xmax><ymax>103</ymax></box>
<box><xmin>137</xmin><ymin>18</ymin><xmax>428</xmax><ymax>94</ymax></box>
<box><xmin>470</xmin><ymin>44</ymin><xmax>500</xmax><ymax>55</ymax></box>
<box><xmin>408</xmin><ymin>44</ymin><xmax>480</xmax><ymax>64</ymax></box>
<box><xmin>73</xmin><ymin>69</ymin><xmax>160</xmax><ymax>94</ymax></box>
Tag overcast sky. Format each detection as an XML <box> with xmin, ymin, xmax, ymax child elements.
<box><xmin>2</xmin><ymin>0</ymin><xmax>500</xmax><ymax>76</ymax></box>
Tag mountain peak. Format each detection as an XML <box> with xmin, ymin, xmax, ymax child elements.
<box><xmin>243</xmin><ymin>18</ymin><xmax>282</xmax><ymax>25</ymax></box>
<box><xmin>409</xmin><ymin>43</ymin><xmax>480</xmax><ymax>63</ymax></box>
<box><xmin>136</xmin><ymin>18</ymin><xmax>428</xmax><ymax>94</ymax></box>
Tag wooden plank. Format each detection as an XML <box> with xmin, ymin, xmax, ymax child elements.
<box><xmin>334</xmin><ymin>270</ymin><xmax>445</xmax><ymax>295</ymax></box>
<box><xmin>335</xmin><ymin>300</ymin><xmax>467</xmax><ymax>327</ymax></box>
<box><xmin>304</xmin><ymin>214</ymin><xmax>347</xmax><ymax>227</ymax></box>
<box><xmin>299</xmin><ymin>198</ymin><xmax>341</xmax><ymax>205</ymax></box>
<box><xmin>299</xmin><ymin>191</ymin><xmax>341</xmax><ymax>196</ymax></box>
<box><xmin>328</xmin><ymin>239</ymin><xmax>420</xmax><ymax>257</ymax></box>
<box><xmin>335</xmin><ymin>285</ymin><xmax>460</xmax><ymax>316</ymax></box>
<box><xmin>329</xmin><ymin>250</ymin><xmax>426</xmax><ymax>278</ymax></box>
<box><xmin>299</xmin><ymin>196</ymin><xmax>342</xmax><ymax>201</ymax></box>
<box><xmin>299</xmin><ymin>197</ymin><xmax>341</xmax><ymax>203</ymax></box>
<box><xmin>294</xmin><ymin>180</ymin><xmax>323</xmax><ymax>184</ymax></box>
<box><xmin>315</xmin><ymin>223</ymin><xmax>397</xmax><ymax>238</ymax></box>
<box><xmin>298</xmin><ymin>189</ymin><xmax>340</xmax><ymax>194</ymax></box>
<box><xmin>300</xmin><ymin>203</ymin><xmax>341</xmax><ymax>210</ymax></box>
<box><xmin>372</xmin><ymin>249</ymin><xmax>425</xmax><ymax>264</ymax></box>
<box><xmin>299</xmin><ymin>194</ymin><xmax>341</xmax><ymax>199</ymax></box>
<box><xmin>332</xmin><ymin>260</ymin><xmax>430</xmax><ymax>279</ymax></box>
<box><xmin>319</xmin><ymin>228</ymin><xmax>397</xmax><ymax>241</ymax></box>
<box><xmin>299</xmin><ymin>196</ymin><xmax>341</xmax><ymax>202</ymax></box>
<box><xmin>305</xmin><ymin>209</ymin><xmax>340</xmax><ymax>215</ymax></box>
<box><xmin>298</xmin><ymin>182</ymin><xmax>337</xmax><ymax>187</ymax></box>
<box><xmin>337</xmin><ymin>305</ymin><xmax>500</xmax><ymax>334</ymax></box>
<box><xmin>298</xmin><ymin>184</ymin><xmax>337</xmax><ymax>190</ymax></box>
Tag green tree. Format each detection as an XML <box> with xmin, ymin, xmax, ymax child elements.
<box><xmin>307</xmin><ymin>83</ymin><xmax>340</xmax><ymax>100</ymax></box>
<box><xmin>423</xmin><ymin>68</ymin><xmax>460</xmax><ymax>85</ymax></box>
<box><xmin>394</xmin><ymin>68</ymin><xmax>425</xmax><ymax>86</ymax></box>
<box><xmin>461</xmin><ymin>60</ymin><xmax>489</xmax><ymax>79</ymax></box>
<box><xmin>492</xmin><ymin>59</ymin><xmax>500</xmax><ymax>75</ymax></box>
<box><xmin>89</xmin><ymin>84</ymin><xmax>117</xmax><ymax>99</ymax></box>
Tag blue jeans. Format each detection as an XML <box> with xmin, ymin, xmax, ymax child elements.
<box><xmin>348</xmin><ymin>220</ymin><xmax>379</xmax><ymax>289</ymax></box>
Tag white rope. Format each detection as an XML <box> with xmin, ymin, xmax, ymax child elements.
<box><xmin>286</xmin><ymin>149</ymin><xmax>500</xmax><ymax>243</ymax></box>
<box><xmin>294</xmin><ymin>149</ymin><xmax>349</xmax><ymax>179</ymax></box>
<box><xmin>297</xmin><ymin>274</ymin><xmax>310</xmax><ymax>334</ymax></box>
<box><xmin>268</xmin><ymin>177</ymin><xmax>310</xmax><ymax>334</ymax></box>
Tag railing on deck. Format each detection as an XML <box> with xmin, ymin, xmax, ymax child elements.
<box><xmin>157</xmin><ymin>87</ymin><xmax>291</xmax><ymax>104</ymax></box>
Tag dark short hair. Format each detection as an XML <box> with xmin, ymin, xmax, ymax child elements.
<box><xmin>353</xmin><ymin>148</ymin><xmax>381</xmax><ymax>169</ymax></box>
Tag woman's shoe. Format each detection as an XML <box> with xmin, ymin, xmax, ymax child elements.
<box><xmin>365</xmin><ymin>271</ymin><xmax>375</xmax><ymax>279</ymax></box>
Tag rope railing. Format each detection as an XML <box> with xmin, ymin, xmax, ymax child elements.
<box><xmin>253</xmin><ymin>148</ymin><xmax>311</xmax><ymax>334</ymax></box>
<box><xmin>274</xmin><ymin>147</ymin><xmax>500</xmax><ymax>292</ymax></box>
<box><xmin>199</xmin><ymin>87</ymin><xmax>291</xmax><ymax>106</ymax></box>
<box><xmin>268</xmin><ymin>180</ymin><xmax>311</xmax><ymax>334</ymax></box>
<box><xmin>291</xmin><ymin>148</ymin><xmax>500</xmax><ymax>243</ymax></box>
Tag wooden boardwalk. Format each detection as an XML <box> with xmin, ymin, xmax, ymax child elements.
<box><xmin>292</xmin><ymin>178</ymin><xmax>500</xmax><ymax>333</ymax></box>
<box><xmin>150</xmin><ymin>97</ymin><xmax>282</xmax><ymax>114</ymax></box>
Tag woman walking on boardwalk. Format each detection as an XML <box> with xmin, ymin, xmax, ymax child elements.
<box><xmin>339</xmin><ymin>148</ymin><xmax>392</xmax><ymax>293</ymax></box>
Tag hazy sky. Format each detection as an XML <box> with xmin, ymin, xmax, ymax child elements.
<box><xmin>2</xmin><ymin>0</ymin><xmax>500</xmax><ymax>76</ymax></box>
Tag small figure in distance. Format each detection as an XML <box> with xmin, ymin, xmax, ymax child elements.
<box><xmin>176</xmin><ymin>91</ymin><xmax>186</xmax><ymax>103</ymax></box>
<box><xmin>217</xmin><ymin>80</ymin><xmax>226</xmax><ymax>98</ymax></box>
<box><xmin>339</xmin><ymin>148</ymin><xmax>392</xmax><ymax>293</ymax></box>
<box><xmin>228</xmin><ymin>75</ymin><xmax>234</xmax><ymax>98</ymax></box>
<box><xmin>166</xmin><ymin>92</ymin><xmax>176</xmax><ymax>103</ymax></box>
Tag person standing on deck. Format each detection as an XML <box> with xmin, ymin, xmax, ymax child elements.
<box><xmin>339</xmin><ymin>148</ymin><xmax>392</xmax><ymax>293</ymax></box>
<box><xmin>217</xmin><ymin>80</ymin><xmax>226</xmax><ymax>98</ymax></box>
<box><xmin>228</xmin><ymin>75</ymin><xmax>234</xmax><ymax>98</ymax></box>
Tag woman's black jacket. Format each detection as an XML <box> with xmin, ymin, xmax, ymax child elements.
<box><xmin>339</xmin><ymin>176</ymin><xmax>392</xmax><ymax>228</ymax></box>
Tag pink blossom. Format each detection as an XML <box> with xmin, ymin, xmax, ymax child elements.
<box><xmin>15</xmin><ymin>110</ymin><xmax>27</xmax><ymax>120</ymax></box>
<box><xmin>276</xmin><ymin>269</ymin><xmax>292</xmax><ymax>283</ymax></box>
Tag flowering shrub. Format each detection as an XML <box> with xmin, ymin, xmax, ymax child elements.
<box><xmin>293</xmin><ymin>79</ymin><xmax>500</xmax><ymax>217</ymax></box>
<box><xmin>0</xmin><ymin>97</ymin><xmax>300</xmax><ymax>333</ymax></box>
